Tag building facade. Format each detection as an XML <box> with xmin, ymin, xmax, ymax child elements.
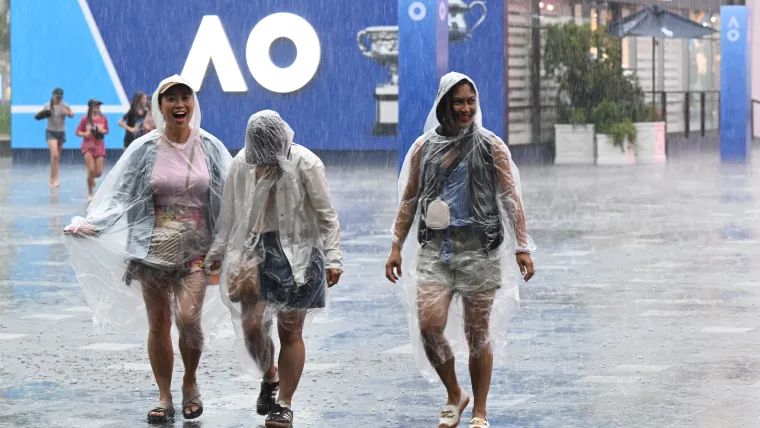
<box><xmin>507</xmin><ymin>0</ymin><xmax>725</xmax><ymax>148</ymax></box>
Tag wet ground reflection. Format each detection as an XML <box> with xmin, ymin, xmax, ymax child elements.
<box><xmin>1</xmin><ymin>153</ymin><xmax>760</xmax><ymax>427</ymax></box>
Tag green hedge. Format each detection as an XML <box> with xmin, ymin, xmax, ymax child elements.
<box><xmin>0</xmin><ymin>103</ymin><xmax>8</xmax><ymax>135</ymax></box>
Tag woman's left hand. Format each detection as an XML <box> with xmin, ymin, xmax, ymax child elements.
<box><xmin>516</xmin><ymin>253</ymin><xmax>535</xmax><ymax>282</ymax></box>
<box><xmin>327</xmin><ymin>269</ymin><xmax>343</xmax><ymax>287</ymax></box>
<box><xmin>208</xmin><ymin>261</ymin><xmax>222</xmax><ymax>285</ymax></box>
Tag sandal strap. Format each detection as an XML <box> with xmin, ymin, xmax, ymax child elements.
<box><xmin>470</xmin><ymin>417</ymin><xmax>489</xmax><ymax>426</ymax></box>
<box><xmin>183</xmin><ymin>397</ymin><xmax>202</xmax><ymax>407</ymax></box>
<box><xmin>182</xmin><ymin>387</ymin><xmax>202</xmax><ymax>407</ymax></box>
<box><xmin>149</xmin><ymin>406</ymin><xmax>174</xmax><ymax>417</ymax></box>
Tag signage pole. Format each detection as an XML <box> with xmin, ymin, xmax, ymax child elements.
<box><xmin>720</xmin><ymin>6</ymin><xmax>752</xmax><ymax>163</ymax></box>
<box><xmin>398</xmin><ymin>0</ymin><xmax>449</xmax><ymax>172</ymax></box>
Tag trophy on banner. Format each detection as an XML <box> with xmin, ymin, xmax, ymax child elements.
<box><xmin>357</xmin><ymin>26</ymin><xmax>399</xmax><ymax>136</ymax></box>
<box><xmin>448</xmin><ymin>0</ymin><xmax>487</xmax><ymax>41</ymax></box>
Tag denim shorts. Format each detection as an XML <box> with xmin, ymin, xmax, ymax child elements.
<box><xmin>417</xmin><ymin>228</ymin><xmax>501</xmax><ymax>293</ymax></box>
<box><xmin>253</xmin><ymin>231</ymin><xmax>326</xmax><ymax>309</ymax></box>
<box><xmin>46</xmin><ymin>130</ymin><xmax>66</xmax><ymax>144</ymax></box>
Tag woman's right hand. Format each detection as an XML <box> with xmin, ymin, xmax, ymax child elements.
<box><xmin>63</xmin><ymin>223</ymin><xmax>97</xmax><ymax>237</ymax></box>
<box><xmin>385</xmin><ymin>246</ymin><xmax>403</xmax><ymax>283</ymax></box>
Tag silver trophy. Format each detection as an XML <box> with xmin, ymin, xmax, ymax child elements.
<box><xmin>357</xmin><ymin>26</ymin><xmax>399</xmax><ymax>136</ymax></box>
<box><xmin>449</xmin><ymin>0</ymin><xmax>487</xmax><ymax>42</ymax></box>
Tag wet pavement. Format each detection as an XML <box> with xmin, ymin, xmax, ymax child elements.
<box><xmin>2</xmin><ymin>152</ymin><xmax>760</xmax><ymax>427</ymax></box>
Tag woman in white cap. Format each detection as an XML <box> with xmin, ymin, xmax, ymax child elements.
<box><xmin>63</xmin><ymin>75</ymin><xmax>232</xmax><ymax>424</ymax></box>
<box><xmin>75</xmin><ymin>98</ymin><xmax>108</xmax><ymax>200</ymax></box>
<box><xmin>385</xmin><ymin>72</ymin><xmax>536</xmax><ymax>428</ymax></box>
<box><xmin>36</xmin><ymin>87</ymin><xmax>74</xmax><ymax>188</ymax></box>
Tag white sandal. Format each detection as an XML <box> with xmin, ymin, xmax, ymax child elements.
<box><xmin>469</xmin><ymin>417</ymin><xmax>490</xmax><ymax>428</ymax></box>
<box><xmin>438</xmin><ymin>387</ymin><xmax>470</xmax><ymax>428</ymax></box>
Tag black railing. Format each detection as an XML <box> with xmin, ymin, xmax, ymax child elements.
<box><xmin>656</xmin><ymin>90</ymin><xmax>720</xmax><ymax>139</ymax></box>
<box><xmin>509</xmin><ymin>90</ymin><xmax>720</xmax><ymax>145</ymax></box>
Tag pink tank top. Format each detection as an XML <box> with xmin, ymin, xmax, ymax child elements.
<box><xmin>150</xmin><ymin>138</ymin><xmax>210</xmax><ymax>209</ymax></box>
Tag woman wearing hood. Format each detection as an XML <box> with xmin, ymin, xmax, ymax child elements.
<box><xmin>63</xmin><ymin>75</ymin><xmax>232</xmax><ymax>424</ymax></box>
<box><xmin>205</xmin><ymin>110</ymin><xmax>342</xmax><ymax>428</ymax></box>
<box><xmin>385</xmin><ymin>72</ymin><xmax>536</xmax><ymax>428</ymax></box>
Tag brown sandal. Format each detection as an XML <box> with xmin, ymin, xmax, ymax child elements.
<box><xmin>182</xmin><ymin>387</ymin><xmax>204</xmax><ymax>420</ymax></box>
<box><xmin>147</xmin><ymin>400</ymin><xmax>175</xmax><ymax>424</ymax></box>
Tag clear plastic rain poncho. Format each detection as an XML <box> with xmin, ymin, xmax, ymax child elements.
<box><xmin>205</xmin><ymin>110</ymin><xmax>342</xmax><ymax>376</ymax></box>
<box><xmin>392</xmin><ymin>72</ymin><xmax>536</xmax><ymax>381</ymax></box>
<box><xmin>63</xmin><ymin>75</ymin><xmax>232</xmax><ymax>348</ymax></box>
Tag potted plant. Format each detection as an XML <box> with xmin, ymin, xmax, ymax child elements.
<box><xmin>593</xmin><ymin>99</ymin><xmax>637</xmax><ymax>165</ymax></box>
<box><xmin>633</xmin><ymin>103</ymin><xmax>666</xmax><ymax>164</ymax></box>
<box><xmin>553</xmin><ymin>106</ymin><xmax>596</xmax><ymax>165</ymax></box>
<box><xmin>544</xmin><ymin>24</ymin><xmax>597</xmax><ymax>164</ymax></box>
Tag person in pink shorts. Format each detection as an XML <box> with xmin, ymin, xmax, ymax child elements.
<box><xmin>76</xmin><ymin>98</ymin><xmax>108</xmax><ymax>200</ymax></box>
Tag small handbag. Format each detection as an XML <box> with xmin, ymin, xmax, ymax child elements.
<box><xmin>35</xmin><ymin>108</ymin><xmax>52</xmax><ymax>121</ymax></box>
<box><xmin>89</xmin><ymin>118</ymin><xmax>105</xmax><ymax>139</ymax></box>
<box><xmin>142</xmin><ymin>220</ymin><xmax>201</xmax><ymax>271</ymax></box>
<box><xmin>425</xmin><ymin>198</ymin><xmax>451</xmax><ymax>230</ymax></box>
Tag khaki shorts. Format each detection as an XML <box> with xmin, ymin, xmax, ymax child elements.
<box><xmin>416</xmin><ymin>228</ymin><xmax>501</xmax><ymax>293</ymax></box>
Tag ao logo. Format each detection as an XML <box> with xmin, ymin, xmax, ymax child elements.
<box><xmin>727</xmin><ymin>16</ymin><xmax>741</xmax><ymax>42</ymax></box>
<box><xmin>181</xmin><ymin>13</ymin><xmax>321</xmax><ymax>94</ymax></box>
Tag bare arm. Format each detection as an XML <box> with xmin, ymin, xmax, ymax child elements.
<box><xmin>75</xmin><ymin>118</ymin><xmax>88</xmax><ymax>138</ymax></box>
<box><xmin>118</xmin><ymin>117</ymin><xmax>138</xmax><ymax>134</ymax></box>
<box><xmin>492</xmin><ymin>140</ymin><xmax>530</xmax><ymax>252</ymax></box>
<box><xmin>391</xmin><ymin>139</ymin><xmax>425</xmax><ymax>250</ymax></box>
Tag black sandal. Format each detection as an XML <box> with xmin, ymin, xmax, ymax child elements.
<box><xmin>265</xmin><ymin>403</ymin><xmax>294</xmax><ymax>428</ymax></box>
<box><xmin>147</xmin><ymin>404</ymin><xmax>175</xmax><ymax>424</ymax></box>
<box><xmin>257</xmin><ymin>379</ymin><xmax>280</xmax><ymax>415</ymax></box>
<box><xmin>182</xmin><ymin>387</ymin><xmax>204</xmax><ymax>420</ymax></box>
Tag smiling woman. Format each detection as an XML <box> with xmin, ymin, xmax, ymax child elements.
<box><xmin>386</xmin><ymin>72</ymin><xmax>536</xmax><ymax>428</ymax></box>
<box><xmin>63</xmin><ymin>74</ymin><xmax>232</xmax><ymax>424</ymax></box>
<box><xmin>157</xmin><ymin>81</ymin><xmax>195</xmax><ymax>142</ymax></box>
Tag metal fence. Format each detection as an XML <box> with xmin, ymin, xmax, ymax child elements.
<box><xmin>509</xmin><ymin>90</ymin><xmax>720</xmax><ymax>146</ymax></box>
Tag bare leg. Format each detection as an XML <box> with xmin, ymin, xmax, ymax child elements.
<box><xmin>275</xmin><ymin>310</ymin><xmax>307</xmax><ymax>405</ymax></box>
<box><xmin>241</xmin><ymin>300</ymin><xmax>277</xmax><ymax>378</ymax></box>
<box><xmin>417</xmin><ymin>285</ymin><xmax>461</xmax><ymax>405</ymax></box>
<box><xmin>142</xmin><ymin>279</ymin><xmax>174</xmax><ymax>417</ymax></box>
<box><xmin>83</xmin><ymin>152</ymin><xmax>95</xmax><ymax>200</ymax></box>
<box><xmin>94</xmin><ymin>156</ymin><xmax>104</xmax><ymax>189</ymax></box>
<box><xmin>47</xmin><ymin>139</ymin><xmax>60</xmax><ymax>187</ymax></box>
<box><xmin>174</xmin><ymin>271</ymin><xmax>207</xmax><ymax>415</ymax></box>
<box><xmin>462</xmin><ymin>290</ymin><xmax>496</xmax><ymax>421</ymax></box>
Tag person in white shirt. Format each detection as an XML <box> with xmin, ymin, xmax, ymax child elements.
<box><xmin>206</xmin><ymin>110</ymin><xmax>342</xmax><ymax>428</ymax></box>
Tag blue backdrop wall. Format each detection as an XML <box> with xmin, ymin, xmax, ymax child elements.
<box><xmin>11</xmin><ymin>0</ymin><xmax>506</xmax><ymax>152</ymax></box>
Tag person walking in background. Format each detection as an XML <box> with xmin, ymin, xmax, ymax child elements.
<box><xmin>36</xmin><ymin>88</ymin><xmax>74</xmax><ymax>188</ymax></box>
<box><xmin>118</xmin><ymin>90</ymin><xmax>148</xmax><ymax>148</ymax></box>
<box><xmin>75</xmin><ymin>98</ymin><xmax>108</xmax><ymax>201</ymax></box>
<box><xmin>142</xmin><ymin>100</ymin><xmax>156</xmax><ymax>134</ymax></box>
